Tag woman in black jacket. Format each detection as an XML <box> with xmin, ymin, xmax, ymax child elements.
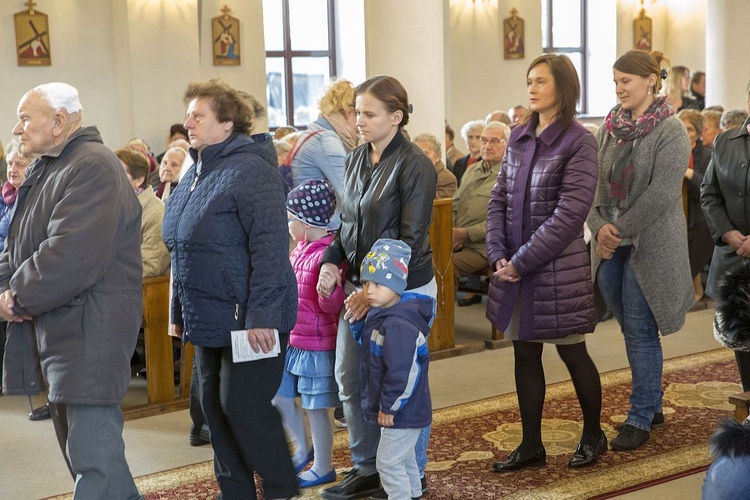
<box><xmin>700</xmin><ymin>81</ymin><xmax>750</xmax><ymax>392</ymax></box>
<box><xmin>316</xmin><ymin>75</ymin><xmax>437</xmax><ymax>499</ymax></box>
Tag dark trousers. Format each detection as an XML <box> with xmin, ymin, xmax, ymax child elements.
<box><xmin>736</xmin><ymin>351</ymin><xmax>750</xmax><ymax>392</ymax></box>
<box><xmin>195</xmin><ymin>341</ymin><xmax>297</xmax><ymax>499</ymax></box>
<box><xmin>189</xmin><ymin>355</ymin><xmax>208</xmax><ymax>435</ymax></box>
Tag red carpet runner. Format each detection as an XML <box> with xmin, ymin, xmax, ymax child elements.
<box><xmin>49</xmin><ymin>348</ymin><xmax>739</xmax><ymax>499</ymax></box>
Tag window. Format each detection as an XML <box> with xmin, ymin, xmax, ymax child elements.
<box><xmin>541</xmin><ymin>0</ymin><xmax>616</xmax><ymax>117</ymax></box>
<box><xmin>541</xmin><ymin>0</ymin><xmax>588</xmax><ymax>114</ymax></box>
<box><xmin>263</xmin><ymin>0</ymin><xmax>337</xmax><ymax>128</ymax></box>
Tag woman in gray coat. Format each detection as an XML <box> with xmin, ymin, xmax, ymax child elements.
<box><xmin>700</xmin><ymin>80</ymin><xmax>750</xmax><ymax>391</ymax></box>
<box><xmin>587</xmin><ymin>50</ymin><xmax>693</xmax><ymax>452</ymax></box>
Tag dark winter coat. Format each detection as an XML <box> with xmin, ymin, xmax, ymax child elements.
<box><xmin>486</xmin><ymin>117</ymin><xmax>597</xmax><ymax>341</ymax></box>
<box><xmin>162</xmin><ymin>133</ymin><xmax>297</xmax><ymax>347</ymax></box>
<box><xmin>352</xmin><ymin>293</ymin><xmax>433</xmax><ymax>429</ymax></box>
<box><xmin>322</xmin><ymin>132</ymin><xmax>436</xmax><ymax>290</ymax></box>
<box><xmin>701</xmin><ymin>118</ymin><xmax>750</xmax><ymax>298</ymax></box>
<box><xmin>0</xmin><ymin>126</ymin><xmax>142</xmax><ymax>404</ymax></box>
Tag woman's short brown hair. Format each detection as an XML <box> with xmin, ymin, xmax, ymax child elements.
<box><xmin>183</xmin><ymin>79</ymin><xmax>266</xmax><ymax>135</ymax></box>
<box><xmin>524</xmin><ymin>54</ymin><xmax>580</xmax><ymax>126</ymax></box>
<box><xmin>355</xmin><ymin>75</ymin><xmax>410</xmax><ymax>128</ymax></box>
<box><xmin>115</xmin><ymin>148</ymin><xmax>150</xmax><ymax>189</ymax></box>
<box><xmin>613</xmin><ymin>50</ymin><xmax>670</xmax><ymax>96</ymax></box>
<box><xmin>677</xmin><ymin>109</ymin><xmax>704</xmax><ymax>136</ymax></box>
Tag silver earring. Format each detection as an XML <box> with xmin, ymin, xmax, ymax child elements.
<box><xmin>648</xmin><ymin>88</ymin><xmax>651</xmax><ymax>95</ymax></box>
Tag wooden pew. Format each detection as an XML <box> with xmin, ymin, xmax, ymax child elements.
<box><xmin>123</xmin><ymin>276</ymin><xmax>189</xmax><ymax>420</ymax></box>
<box><xmin>429</xmin><ymin>198</ymin><xmax>486</xmax><ymax>360</ymax></box>
<box><xmin>729</xmin><ymin>391</ymin><xmax>750</xmax><ymax>423</ymax></box>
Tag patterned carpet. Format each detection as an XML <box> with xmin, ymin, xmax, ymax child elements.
<box><xmin>48</xmin><ymin>348</ymin><xmax>740</xmax><ymax>499</ymax></box>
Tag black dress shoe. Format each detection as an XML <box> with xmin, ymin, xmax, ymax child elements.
<box><xmin>615</xmin><ymin>412</ymin><xmax>664</xmax><ymax>432</ymax></box>
<box><xmin>458</xmin><ymin>295</ymin><xmax>482</xmax><ymax>307</ymax></box>
<box><xmin>568</xmin><ymin>433</ymin><xmax>607</xmax><ymax>468</ymax></box>
<box><xmin>29</xmin><ymin>403</ymin><xmax>51</xmax><ymax>421</ymax></box>
<box><xmin>492</xmin><ymin>447</ymin><xmax>546</xmax><ymax>472</ymax></box>
<box><xmin>320</xmin><ymin>469</ymin><xmax>380</xmax><ymax>500</ymax></box>
<box><xmin>610</xmin><ymin>424</ymin><xmax>650</xmax><ymax>451</ymax></box>
<box><xmin>189</xmin><ymin>429</ymin><xmax>211</xmax><ymax>446</ymax></box>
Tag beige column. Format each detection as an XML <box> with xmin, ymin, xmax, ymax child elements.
<box><xmin>363</xmin><ymin>0</ymin><xmax>446</xmax><ymax>147</ymax></box>
<box><xmin>705</xmin><ymin>0</ymin><xmax>750</xmax><ymax>110</ymax></box>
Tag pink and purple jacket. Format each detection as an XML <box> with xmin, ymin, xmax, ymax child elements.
<box><xmin>289</xmin><ymin>233</ymin><xmax>347</xmax><ymax>351</ymax></box>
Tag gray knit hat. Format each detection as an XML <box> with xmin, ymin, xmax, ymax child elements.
<box><xmin>360</xmin><ymin>238</ymin><xmax>411</xmax><ymax>295</ymax></box>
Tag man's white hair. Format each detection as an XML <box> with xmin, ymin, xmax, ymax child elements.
<box><xmin>32</xmin><ymin>82</ymin><xmax>83</xmax><ymax>114</ymax></box>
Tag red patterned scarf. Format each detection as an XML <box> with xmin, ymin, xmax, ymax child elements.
<box><xmin>605</xmin><ymin>96</ymin><xmax>674</xmax><ymax>203</ymax></box>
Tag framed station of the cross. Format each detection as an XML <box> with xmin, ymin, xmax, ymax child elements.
<box><xmin>15</xmin><ymin>1</ymin><xmax>51</xmax><ymax>67</ymax></box>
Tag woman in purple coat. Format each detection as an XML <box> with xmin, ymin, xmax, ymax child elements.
<box><xmin>486</xmin><ymin>54</ymin><xmax>605</xmax><ymax>472</ymax></box>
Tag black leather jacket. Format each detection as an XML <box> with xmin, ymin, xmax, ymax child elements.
<box><xmin>701</xmin><ymin>119</ymin><xmax>750</xmax><ymax>241</ymax></box>
<box><xmin>322</xmin><ymin>132</ymin><xmax>437</xmax><ymax>289</ymax></box>
<box><xmin>700</xmin><ymin>118</ymin><xmax>750</xmax><ymax>294</ymax></box>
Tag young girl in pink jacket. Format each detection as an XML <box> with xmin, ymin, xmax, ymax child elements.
<box><xmin>274</xmin><ymin>180</ymin><xmax>347</xmax><ymax>488</ymax></box>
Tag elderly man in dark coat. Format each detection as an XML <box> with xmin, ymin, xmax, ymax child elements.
<box><xmin>0</xmin><ymin>82</ymin><xmax>143</xmax><ymax>499</ymax></box>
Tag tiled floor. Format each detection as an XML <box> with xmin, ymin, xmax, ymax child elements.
<box><xmin>0</xmin><ymin>303</ymin><xmax>720</xmax><ymax>499</ymax></box>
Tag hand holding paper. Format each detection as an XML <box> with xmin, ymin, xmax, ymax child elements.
<box><xmin>231</xmin><ymin>328</ymin><xmax>280</xmax><ymax>363</ymax></box>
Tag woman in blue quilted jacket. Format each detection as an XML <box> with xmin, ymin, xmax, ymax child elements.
<box><xmin>162</xmin><ymin>79</ymin><xmax>299</xmax><ymax>500</ymax></box>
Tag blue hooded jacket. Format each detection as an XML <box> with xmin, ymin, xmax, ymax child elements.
<box><xmin>353</xmin><ymin>292</ymin><xmax>433</xmax><ymax>429</ymax></box>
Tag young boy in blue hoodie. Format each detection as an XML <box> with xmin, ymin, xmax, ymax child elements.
<box><xmin>349</xmin><ymin>238</ymin><xmax>433</xmax><ymax>500</ymax></box>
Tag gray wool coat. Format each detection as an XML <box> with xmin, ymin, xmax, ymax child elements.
<box><xmin>0</xmin><ymin>126</ymin><xmax>142</xmax><ymax>404</ymax></box>
<box><xmin>587</xmin><ymin>114</ymin><xmax>693</xmax><ymax>335</ymax></box>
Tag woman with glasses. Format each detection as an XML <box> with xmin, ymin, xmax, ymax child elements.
<box><xmin>487</xmin><ymin>54</ymin><xmax>605</xmax><ymax>472</ymax></box>
<box><xmin>452</xmin><ymin>121</ymin><xmax>510</xmax><ymax>307</ymax></box>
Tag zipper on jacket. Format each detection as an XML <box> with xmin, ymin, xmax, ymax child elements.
<box><xmin>235</xmin><ymin>303</ymin><xmax>239</xmax><ymax>321</ymax></box>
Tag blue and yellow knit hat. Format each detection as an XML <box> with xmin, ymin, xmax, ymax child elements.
<box><xmin>360</xmin><ymin>238</ymin><xmax>411</xmax><ymax>295</ymax></box>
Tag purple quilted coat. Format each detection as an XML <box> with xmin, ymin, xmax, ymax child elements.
<box><xmin>486</xmin><ymin>117</ymin><xmax>598</xmax><ymax>341</ymax></box>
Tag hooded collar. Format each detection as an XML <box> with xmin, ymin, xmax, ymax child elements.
<box><xmin>190</xmin><ymin>132</ymin><xmax>275</xmax><ymax>168</ymax></box>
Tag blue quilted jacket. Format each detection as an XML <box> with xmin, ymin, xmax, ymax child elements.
<box><xmin>162</xmin><ymin>133</ymin><xmax>298</xmax><ymax>347</ymax></box>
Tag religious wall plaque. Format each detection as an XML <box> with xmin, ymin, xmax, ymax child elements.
<box><xmin>213</xmin><ymin>5</ymin><xmax>240</xmax><ymax>66</ymax></box>
<box><xmin>503</xmin><ymin>8</ymin><xmax>524</xmax><ymax>60</ymax></box>
<box><xmin>15</xmin><ymin>0</ymin><xmax>51</xmax><ymax>67</ymax></box>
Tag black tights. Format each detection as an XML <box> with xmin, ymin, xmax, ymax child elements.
<box><xmin>513</xmin><ymin>340</ymin><xmax>603</xmax><ymax>457</ymax></box>
<box><xmin>736</xmin><ymin>351</ymin><xmax>750</xmax><ymax>392</ymax></box>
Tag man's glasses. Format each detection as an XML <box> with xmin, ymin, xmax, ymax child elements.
<box><xmin>480</xmin><ymin>137</ymin><xmax>507</xmax><ymax>146</ymax></box>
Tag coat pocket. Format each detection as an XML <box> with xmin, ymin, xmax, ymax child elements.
<box><xmin>35</xmin><ymin>296</ymin><xmax>85</xmax><ymax>356</ymax></box>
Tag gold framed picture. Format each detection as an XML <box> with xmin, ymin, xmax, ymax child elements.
<box><xmin>503</xmin><ymin>9</ymin><xmax>524</xmax><ymax>60</ymax></box>
<box><xmin>633</xmin><ymin>9</ymin><xmax>652</xmax><ymax>51</ymax></box>
<box><xmin>15</xmin><ymin>5</ymin><xmax>51</xmax><ymax>67</ymax></box>
<box><xmin>212</xmin><ymin>6</ymin><xmax>240</xmax><ymax>66</ymax></box>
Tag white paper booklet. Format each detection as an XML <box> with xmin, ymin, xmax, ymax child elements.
<box><xmin>231</xmin><ymin>329</ymin><xmax>281</xmax><ymax>363</ymax></box>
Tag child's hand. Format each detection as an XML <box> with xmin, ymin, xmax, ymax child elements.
<box><xmin>317</xmin><ymin>262</ymin><xmax>342</xmax><ymax>298</ymax></box>
<box><xmin>378</xmin><ymin>410</ymin><xmax>394</xmax><ymax>427</ymax></box>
